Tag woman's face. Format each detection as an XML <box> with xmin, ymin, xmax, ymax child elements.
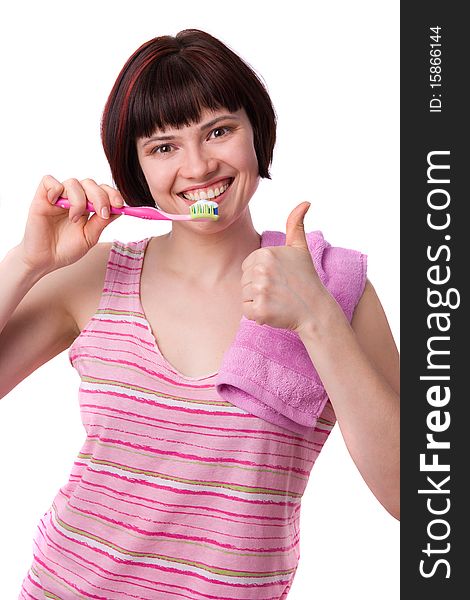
<box><xmin>136</xmin><ymin>107</ymin><xmax>260</xmax><ymax>228</ymax></box>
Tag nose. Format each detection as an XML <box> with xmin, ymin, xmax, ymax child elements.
<box><xmin>179</xmin><ymin>143</ymin><xmax>218</xmax><ymax>180</ymax></box>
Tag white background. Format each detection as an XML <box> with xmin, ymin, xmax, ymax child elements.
<box><xmin>0</xmin><ymin>1</ymin><xmax>400</xmax><ymax>598</ymax></box>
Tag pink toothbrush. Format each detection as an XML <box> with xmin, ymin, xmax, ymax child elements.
<box><xmin>55</xmin><ymin>197</ymin><xmax>219</xmax><ymax>222</ymax></box>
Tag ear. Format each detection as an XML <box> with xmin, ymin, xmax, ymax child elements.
<box><xmin>285</xmin><ymin>201</ymin><xmax>311</xmax><ymax>248</ymax></box>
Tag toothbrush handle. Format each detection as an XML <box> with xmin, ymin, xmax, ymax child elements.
<box><xmin>111</xmin><ymin>204</ymin><xmax>172</xmax><ymax>220</ymax></box>
<box><xmin>54</xmin><ymin>197</ymin><xmax>173</xmax><ymax>221</ymax></box>
<box><xmin>55</xmin><ymin>197</ymin><xmax>124</xmax><ymax>215</ymax></box>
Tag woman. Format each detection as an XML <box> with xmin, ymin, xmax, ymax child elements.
<box><xmin>0</xmin><ymin>29</ymin><xmax>399</xmax><ymax>599</ymax></box>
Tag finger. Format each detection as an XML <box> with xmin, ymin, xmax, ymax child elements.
<box><xmin>34</xmin><ymin>175</ymin><xmax>64</xmax><ymax>206</ymax></box>
<box><xmin>83</xmin><ymin>211</ymin><xmax>121</xmax><ymax>247</ymax></box>
<box><xmin>241</xmin><ymin>298</ymin><xmax>255</xmax><ymax>320</ymax></box>
<box><xmin>80</xmin><ymin>178</ymin><xmax>112</xmax><ymax>220</ymax></box>
<box><xmin>241</xmin><ymin>282</ymin><xmax>254</xmax><ymax>302</ymax></box>
<box><xmin>62</xmin><ymin>178</ymin><xmax>88</xmax><ymax>223</ymax></box>
<box><xmin>99</xmin><ymin>184</ymin><xmax>125</xmax><ymax>208</ymax></box>
<box><xmin>241</xmin><ymin>247</ymin><xmax>273</xmax><ymax>272</ymax></box>
<box><xmin>242</xmin><ymin>298</ymin><xmax>265</xmax><ymax>326</ymax></box>
<box><xmin>241</xmin><ymin>250</ymin><xmax>259</xmax><ymax>272</ymax></box>
<box><xmin>285</xmin><ymin>201</ymin><xmax>310</xmax><ymax>248</ymax></box>
<box><xmin>240</xmin><ymin>267</ymin><xmax>253</xmax><ymax>288</ymax></box>
<box><xmin>241</xmin><ymin>270</ymin><xmax>273</xmax><ymax>295</ymax></box>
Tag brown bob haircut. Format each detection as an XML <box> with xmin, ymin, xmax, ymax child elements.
<box><xmin>101</xmin><ymin>29</ymin><xmax>277</xmax><ymax>206</ymax></box>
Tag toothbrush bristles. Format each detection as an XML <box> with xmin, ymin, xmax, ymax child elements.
<box><xmin>189</xmin><ymin>199</ymin><xmax>219</xmax><ymax>221</ymax></box>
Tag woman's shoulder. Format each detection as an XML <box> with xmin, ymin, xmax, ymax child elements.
<box><xmin>52</xmin><ymin>242</ymin><xmax>113</xmax><ymax>330</ymax></box>
<box><xmin>58</xmin><ymin>236</ymin><xmax>150</xmax><ymax>291</ymax></box>
<box><xmin>61</xmin><ymin>241</ymin><xmax>114</xmax><ymax>287</ymax></box>
<box><xmin>61</xmin><ymin>237</ymin><xmax>153</xmax><ymax>330</ymax></box>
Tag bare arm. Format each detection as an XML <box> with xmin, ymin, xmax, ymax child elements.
<box><xmin>0</xmin><ymin>174</ymin><xmax>124</xmax><ymax>399</ymax></box>
<box><xmin>0</xmin><ymin>246</ymin><xmax>78</xmax><ymax>398</ymax></box>
<box><xmin>297</xmin><ymin>279</ymin><xmax>400</xmax><ymax>519</ymax></box>
<box><xmin>241</xmin><ymin>203</ymin><xmax>399</xmax><ymax>518</ymax></box>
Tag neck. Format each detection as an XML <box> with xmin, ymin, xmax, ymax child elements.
<box><xmin>156</xmin><ymin>208</ymin><xmax>261</xmax><ymax>286</ymax></box>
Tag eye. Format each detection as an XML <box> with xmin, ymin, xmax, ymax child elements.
<box><xmin>149</xmin><ymin>144</ymin><xmax>173</xmax><ymax>155</ymax></box>
<box><xmin>209</xmin><ymin>126</ymin><xmax>232</xmax><ymax>139</ymax></box>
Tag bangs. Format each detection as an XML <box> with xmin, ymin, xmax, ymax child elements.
<box><xmin>129</xmin><ymin>54</ymin><xmax>244</xmax><ymax>139</ymax></box>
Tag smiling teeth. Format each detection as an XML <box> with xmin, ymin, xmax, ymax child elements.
<box><xmin>182</xmin><ymin>181</ymin><xmax>230</xmax><ymax>201</ymax></box>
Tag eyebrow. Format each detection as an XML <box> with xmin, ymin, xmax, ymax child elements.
<box><xmin>141</xmin><ymin>115</ymin><xmax>240</xmax><ymax>147</ymax></box>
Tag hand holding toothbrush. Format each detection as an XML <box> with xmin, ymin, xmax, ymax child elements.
<box><xmin>17</xmin><ymin>175</ymin><xmax>126</xmax><ymax>278</ymax></box>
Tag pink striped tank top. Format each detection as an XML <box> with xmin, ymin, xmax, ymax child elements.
<box><xmin>20</xmin><ymin>237</ymin><xmax>335</xmax><ymax>600</ymax></box>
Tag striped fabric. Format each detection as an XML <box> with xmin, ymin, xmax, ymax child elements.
<box><xmin>19</xmin><ymin>237</ymin><xmax>335</xmax><ymax>600</ymax></box>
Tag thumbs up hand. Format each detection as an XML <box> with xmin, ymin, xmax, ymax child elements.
<box><xmin>241</xmin><ymin>202</ymin><xmax>330</xmax><ymax>332</ymax></box>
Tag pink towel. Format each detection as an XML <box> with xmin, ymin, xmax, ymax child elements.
<box><xmin>215</xmin><ymin>230</ymin><xmax>367</xmax><ymax>435</ymax></box>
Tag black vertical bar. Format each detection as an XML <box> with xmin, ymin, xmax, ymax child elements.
<box><xmin>401</xmin><ymin>3</ymin><xmax>468</xmax><ymax>597</ymax></box>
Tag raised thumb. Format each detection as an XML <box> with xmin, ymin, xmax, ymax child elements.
<box><xmin>285</xmin><ymin>201</ymin><xmax>310</xmax><ymax>248</ymax></box>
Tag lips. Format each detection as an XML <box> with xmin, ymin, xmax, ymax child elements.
<box><xmin>177</xmin><ymin>178</ymin><xmax>234</xmax><ymax>205</ymax></box>
<box><xmin>178</xmin><ymin>177</ymin><xmax>233</xmax><ymax>195</ymax></box>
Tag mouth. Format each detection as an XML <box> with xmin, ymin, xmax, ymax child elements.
<box><xmin>176</xmin><ymin>177</ymin><xmax>234</xmax><ymax>206</ymax></box>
